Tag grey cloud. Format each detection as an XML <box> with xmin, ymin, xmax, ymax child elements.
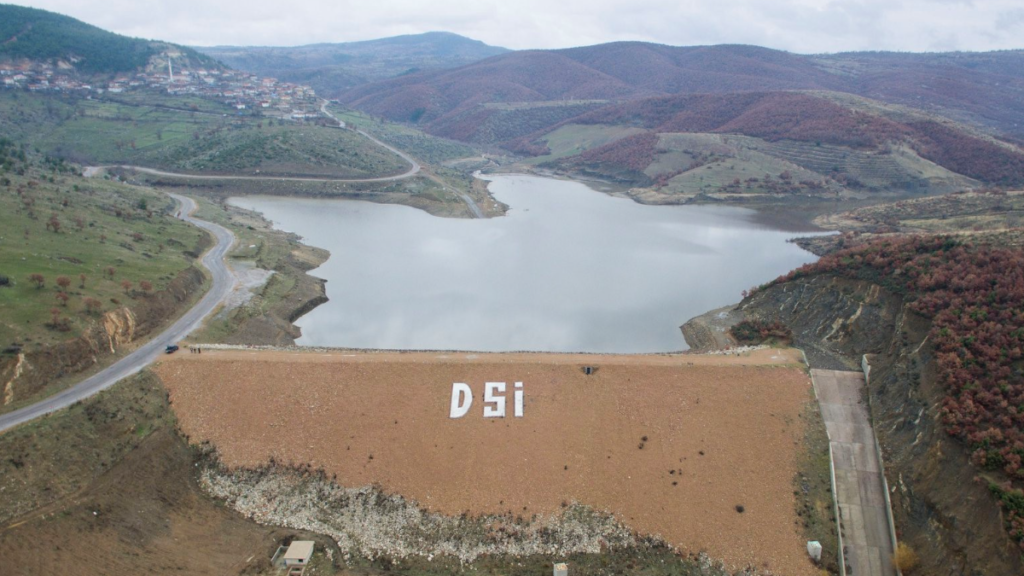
<box><xmin>10</xmin><ymin>0</ymin><xmax>1024</xmax><ymax>52</ymax></box>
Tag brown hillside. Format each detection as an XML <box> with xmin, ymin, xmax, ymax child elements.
<box><xmin>339</xmin><ymin>42</ymin><xmax>1024</xmax><ymax>142</ymax></box>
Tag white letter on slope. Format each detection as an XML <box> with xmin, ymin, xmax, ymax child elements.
<box><xmin>514</xmin><ymin>381</ymin><xmax>524</xmax><ymax>417</ymax></box>
<box><xmin>483</xmin><ymin>382</ymin><xmax>506</xmax><ymax>418</ymax></box>
<box><xmin>450</xmin><ymin>383</ymin><xmax>472</xmax><ymax>419</ymax></box>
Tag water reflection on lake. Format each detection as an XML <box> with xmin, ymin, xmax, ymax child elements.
<box><xmin>228</xmin><ymin>174</ymin><xmax>821</xmax><ymax>353</ymax></box>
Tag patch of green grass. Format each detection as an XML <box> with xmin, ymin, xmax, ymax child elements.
<box><xmin>0</xmin><ymin>370</ymin><xmax>175</xmax><ymax>525</ymax></box>
<box><xmin>524</xmin><ymin>123</ymin><xmax>647</xmax><ymax>166</ymax></box>
<box><xmin>0</xmin><ymin>163</ymin><xmax>207</xmax><ymax>348</ymax></box>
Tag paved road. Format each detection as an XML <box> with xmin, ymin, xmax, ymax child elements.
<box><xmin>89</xmin><ymin>157</ymin><xmax>419</xmax><ymax>184</ymax></box>
<box><xmin>320</xmin><ymin>100</ymin><xmax>484</xmax><ymax>218</ymax></box>
<box><xmin>91</xmin><ymin>103</ymin><xmax>491</xmax><ymax>218</ymax></box>
<box><xmin>811</xmin><ymin>369</ymin><xmax>897</xmax><ymax>576</ymax></box>
<box><xmin>319</xmin><ymin>99</ymin><xmax>421</xmax><ymax>181</ymax></box>
<box><xmin>0</xmin><ymin>194</ymin><xmax>237</xmax><ymax>433</ymax></box>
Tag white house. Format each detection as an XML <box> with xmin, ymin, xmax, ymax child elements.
<box><xmin>283</xmin><ymin>541</ymin><xmax>314</xmax><ymax>568</ymax></box>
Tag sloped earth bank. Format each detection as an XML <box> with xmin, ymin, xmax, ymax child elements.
<box><xmin>155</xmin><ymin>348</ymin><xmax>822</xmax><ymax>575</ymax></box>
<box><xmin>741</xmin><ymin>275</ymin><xmax>1024</xmax><ymax>575</ymax></box>
<box><xmin>0</xmin><ymin>370</ymin><xmax>761</xmax><ymax>576</ymax></box>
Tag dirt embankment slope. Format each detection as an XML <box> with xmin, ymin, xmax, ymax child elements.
<box><xmin>155</xmin><ymin>348</ymin><xmax>819</xmax><ymax>576</ymax></box>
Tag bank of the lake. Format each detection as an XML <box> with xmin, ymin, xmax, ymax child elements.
<box><xmin>229</xmin><ymin>174</ymin><xmax>826</xmax><ymax>353</ymax></box>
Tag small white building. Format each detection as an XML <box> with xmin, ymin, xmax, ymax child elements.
<box><xmin>554</xmin><ymin>562</ymin><xmax>568</xmax><ymax>576</ymax></box>
<box><xmin>283</xmin><ymin>540</ymin><xmax>314</xmax><ymax>567</ymax></box>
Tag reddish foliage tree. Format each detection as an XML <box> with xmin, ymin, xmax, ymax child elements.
<box><xmin>29</xmin><ymin>273</ymin><xmax>45</xmax><ymax>289</ymax></box>
<box><xmin>139</xmin><ymin>280</ymin><xmax>153</xmax><ymax>293</ymax></box>
<box><xmin>578</xmin><ymin>132</ymin><xmax>659</xmax><ymax>173</ymax></box>
<box><xmin>55</xmin><ymin>292</ymin><xmax>69</xmax><ymax>307</ymax></box>
<box><xmin>56</xmin><ymin>275</ymin><xmax>71</xmax><ymax>290</ymax></box>
<box><xmin>120</xmin><ymin>280</ymin><xmax>132</xmax><ymax>294</ymax></box>
<box><xmin>83</xmin><ymin>297</ymin><xmax>102</xmax><ymax>314</ymax></box>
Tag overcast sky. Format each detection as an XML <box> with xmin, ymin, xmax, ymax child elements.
<box><xmin>12</xmin><ymin>0</ymin><xmax>1024</xmax><ymax>53</ymax></box>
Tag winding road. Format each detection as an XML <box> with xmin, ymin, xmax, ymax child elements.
<box><xmin>0</xmin><ymin>194</ymin><xmax>237</xmax><ymax>433</ymax></box>
<box><xmin>0</xmin><ymin>107</ymin><xmax>488</xmax><ymax>433</ymax></box>
<box><xmin>89</xmin><ymin>102</ymin><xmax>488</xmax><ymax>217</ymax></box>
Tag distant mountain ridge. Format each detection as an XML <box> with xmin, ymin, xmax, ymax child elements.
<box><xmin>0</xmin><ymin>3</ymin><xmax>217</xmax><ymax>74</ymax></box>
<box><xmin>197</xmin><ymin>32</ymin><xmax>509</xmax><ymax>96</ymax></box>
<box><xmin>339</xmin><ymin>41</ymin><xmax>1024</xmax><ymax>143</ymax></box>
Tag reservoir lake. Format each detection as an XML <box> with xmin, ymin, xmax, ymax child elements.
<box><xmin>229</xmin><ymin>174</ymin><xmax>822</xmax><ymax>353</ymax></box>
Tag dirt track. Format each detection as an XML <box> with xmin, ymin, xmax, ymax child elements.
<box><xmin>156</xmin><ymin>348</ymin><xmax>817</xmax><ymax>575</ymax></box>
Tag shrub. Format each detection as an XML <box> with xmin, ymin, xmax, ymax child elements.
<box><xmin>892</xmin><ymin>542</ymin><xmax>920</xmax><ymax>573</ymax></box>
<box><xmin>730</xmin><ymin>319</ymin><xmax>793</xmax><ymax>345</ymax></box>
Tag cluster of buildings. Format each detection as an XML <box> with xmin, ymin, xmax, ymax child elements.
<box><xmin>0</xmin><ymin>58</ymin><xmax>323</xmax><ymax>120</ymax></box>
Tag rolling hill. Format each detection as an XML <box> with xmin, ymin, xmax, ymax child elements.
<box><xmin>339</xmin><ymin>41</ymin><xmax>1024</xmax><ymax>143</ymax></box>
<box><xmin>336</xmin><ymin>42</ymin><xmax>1024</xmax><ymax>196</ymax></box>
<box><xmin>197</xmin><ymin>32</ymin><xmax>508</xmax><ymax>96</ymax></box>
<box><xmin>528</xmin><ymin>92</ymin><xmax>1024</xmax><ymax>196</ymax></box>
<box><xmin>0</xmin><ymin>3</ymin><xmax>218</xmax><ymax>74</ymax></box>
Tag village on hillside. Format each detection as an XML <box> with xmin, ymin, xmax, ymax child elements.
<box><xmin>0</xmin><ymin>57</ymin><xmax>323</xmax><ymax>120</ymax></box>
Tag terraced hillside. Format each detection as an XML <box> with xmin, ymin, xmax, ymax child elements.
<box><xmin>509</xmin><ymin>92</ymin><xmax>1018</xmax><ymax>199</ymax></box>
<box><xmin>547</xmin><ymin>128</ymin><xmax>977</xmax><ymax>202</ymax></box>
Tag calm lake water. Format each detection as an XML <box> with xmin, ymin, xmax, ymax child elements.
<box><xmin>229</xmin><ymin>174</ymin><xmax>821</xmax><ymax>353</ymax></box>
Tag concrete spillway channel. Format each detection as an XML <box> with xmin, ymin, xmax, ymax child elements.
<box><xmin>811</xmin><ymin>368</ymin><xmax>899</xmax><ymax>576</ymax></box>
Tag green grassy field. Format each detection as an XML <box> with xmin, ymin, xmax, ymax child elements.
<box><xmin>0</xmin><ymin>91</ymin><xmax>409</xmax><ymax>178</ymax></box>
<box><xmin>524</xmin><ymin>123</ymin><xmax>646</xmax><ymax>165</ymax></box>
<box><xmin>0</xmin><ymin>155</ymin><xmax>207</xmax><ymax>348</ymax></box>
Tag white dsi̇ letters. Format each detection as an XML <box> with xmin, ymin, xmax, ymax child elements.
<box><xmin>483</xmin><ymin>382</ymin><xmax>506</xmax><ymax>417</ymax></box>
<box><xmin>449</xmin><ymin>383</ymin><xmax>473</xmax><ymax>419</ymax></box>
<box><xmin>449</xmin><ymin>381</ymin><xmax>524</xmax><ymax>418</ymax></box>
